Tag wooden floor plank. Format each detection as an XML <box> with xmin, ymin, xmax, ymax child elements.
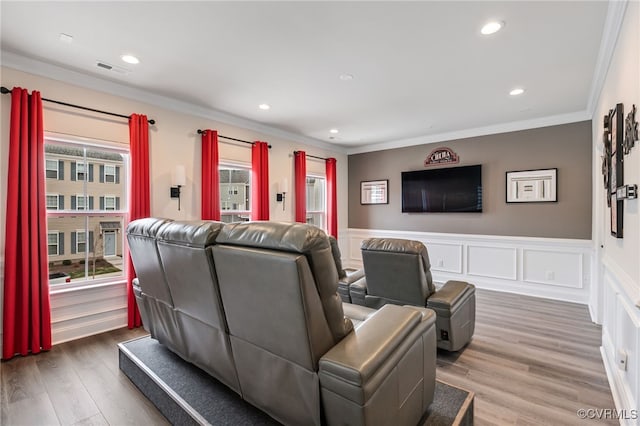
<box><xmin>0</xmin><ymin>289</ymin><xmax>616</xmax><ymax>425</ymax></box>
<box><xmin>35</xmin><ymin>347</ymin><xmax>101</xmax><ymax>425</ymax></box>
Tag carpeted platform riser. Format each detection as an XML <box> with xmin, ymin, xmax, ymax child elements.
<box><xmin>119</xmin><ymin>336</ymin><xmax>473</xmax><ymax>426</ymax></box>
<box><xmin>119</xmin><ymin>350</ymin><xmax>199</xmax><ymax>425</ymax></box>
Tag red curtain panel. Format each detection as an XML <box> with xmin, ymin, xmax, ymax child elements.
<box><xmin>294</xmin><ymin>151</ymin><xmax>307</xmax><ymax>223</ymax></box>
<box><xmin>126</xmin><ymin>114</ymin><xmax>151</xmax><ymax>329</ymax></box>
<box><xmin>201</xmin><ymin>129</ymin><xmax>221</xmax><ymax>220</ymax></box>
<box><xmin>251</xmin><ymin>141</ymin><xmax>270</xmax><ymax>220</ymax></box>
<box><xmin>2</xmin><ymin>87</ymin><xmax>52</xmax><ymax>360</ymax></box>
<box><xmin>326</xmin><ymin>158</ymin><xmax>338</xmax><ymax>238</ymax></box>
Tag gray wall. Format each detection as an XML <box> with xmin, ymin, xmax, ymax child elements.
<box><xmin>348</xmin><ymin>121</ymin><xmax>592</xmax><ymax>239</ymax></box>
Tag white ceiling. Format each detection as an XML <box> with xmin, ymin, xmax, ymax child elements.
<box><xmin>0</xmin><ymin>1</ymin><xmax>609</xmax><ymax>151</ymax></box>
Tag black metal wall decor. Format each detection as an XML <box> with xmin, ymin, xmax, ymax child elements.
<box><xmin>623</xmin><ymin>104</ymin><xmax>638</xmax><ymax>155</ymax></box>
<box><xmin>602</xmin><ymin>113</ymin><xmax>612</xmax><ymax>207</ymax></box>
<box><xmin>609</xmin><ymin>103</ymin><xmax>624</xmax><ymax>238</ymax></box>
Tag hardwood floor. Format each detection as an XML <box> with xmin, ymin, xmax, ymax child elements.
<box><xmin>437</xmin><ymin>289</ymin><xmax>617</xmax><ymax>425</ymax></box>
<box><xmin>1</xmin><ymin>327</ymin><xmax>168</xmax><ymax>426</ymax></box>
<box><xmin>1</xmin><ymin>289</ymin><xmax>616</xmax><ymax>425</ymax></box>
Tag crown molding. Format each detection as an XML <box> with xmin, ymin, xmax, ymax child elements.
<box><xmin>1</xmin><ymin>50</ymin><xmax>345</xmax><ymax>154</ymax></box>
<box><xmin>586</xmin><ymin>0</ymin><xmax>628</xmax><ymax>117</ymax></box>
<box><xmin>346</xmin><ymin>110</ymin><xmax>591</xmax><ymax>155</ymax></box>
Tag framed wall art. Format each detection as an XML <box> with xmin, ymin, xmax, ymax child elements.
<box><xmin>506</xmin><ymin>168</ymin><xmax>557</xmax><ymax>203</ymax></box>
<box><xmin>360</xmin><ymin>180</ymin><xmax>389</xmax><ymax>205</ymax></box>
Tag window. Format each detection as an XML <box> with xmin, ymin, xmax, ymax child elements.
<box><xmin>306</xmin><ymin>176</ymin><xmax>326</xmax><ymax>230</ymax></box>
<box><xmin>45</xmin><ymin>138</ymin><xmax>128</xmax><ymax>287</ymax></box>
<box><xmin>46</xmin><ymin>159</ymin><xmax>59</xmax><ymax>179</ymax></box>
<box><xmin>47</xmin><ymin>232</ymin><xmax>59</xmax><ymax>256</ymax></box>
<box><xmin>104</xmin><ymin>164</ymin><xmax>116</xmax><ymax>183</ymax></box>
<box><xmin>219</xmin><ymin>164</ymin><xmax>251</xmax><ymax>223</ymax></box>
<box><xmin>76</xmin><ymin>161</ymin><xmax>86</xmax><ymax>181</ymax></box>
<box><xmin>46</xmin><ymin>194</ymin><xmax>61</xmax><ymax>210</ymax></box>
<box><xmin>75</xmin><ymin>195</ymin><xmax>87</xmax><ymax>210</ymax></box>
<box><xmin>104</xmin><ymin>196</ymin><xmax>116</xmax><ymax>211</ymax></box>
<box><xmin>76</xmin><ymin>231</ymin><xmax>86</xmax><ymax>253</ymax></box>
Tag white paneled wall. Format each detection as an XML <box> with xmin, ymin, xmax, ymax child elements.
<box><xmin>600</xmin><ymin>257</ymin><xmax>640</xmax><ymax>425</ymax></box>
<box><xmin>345</xmin><ymin>228</ymin><xmax>593</xmax><ymax>305</ymax></box>
<box><xmin>50</xmin><ymin>281</ymin><xmax>128</xmax><ymax>344</ymax></box>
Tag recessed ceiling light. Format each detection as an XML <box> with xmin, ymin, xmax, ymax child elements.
<box><xmin>329</xmin><ymin>129</ymin><xmax>339</xmax><ymax>134</ymax></box>
<box><xmin>121</xmin><ymin>54</ymin><xmax>140</xmax><ymax>64</ymax></box>
<box><xmin>59</xmin><ymin>33</ymin><xmax>73</xmax><ymax>44</ymax></box>
<box><xmin>481</xmin><ymin>21</ymin><xmax>504</xmax><ymax>35</ymax></box>
<box><xmin>258</xmin><ymin>104</ymin><xmax>271</xmax><ymax>110</ymax></box>
<box><xmin>339</xmin><ymin>74</ymin><xmax>354</xmax><ymax>81</ymax></box>
<box><xmin>509</xmin><ymin>88</ymin><xmax>525</xmax><ymax>96</ymax></box>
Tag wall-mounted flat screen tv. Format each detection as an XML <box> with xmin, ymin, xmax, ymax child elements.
<box><xmin>401</xmin><ymin>164</ymin><xmax>482</xmax><ymax>213</ymax></box>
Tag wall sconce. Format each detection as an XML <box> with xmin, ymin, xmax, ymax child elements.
<box><xmin>170</xmin><ymin>165</ymin><xmax>186</xmax><ymax>211</ymax></box>
<box><xmin>276</xmin><ymin>178</ymin><xmax>288</xmax><ymax>211</ymax></box>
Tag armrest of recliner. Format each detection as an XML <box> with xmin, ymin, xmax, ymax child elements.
<box><xmin>319</xmin><ymin>304</ymin><xmax>435</xmax><ymax>397</ymax></box>
<box><xmin>427</xmin><ymin>280</ymin><xmax>475</xmax><ymax>310</ymax></box>
<box><xmin>339</xmin><ymin>267</ymin><xmax>365</xmax><ymax>285</ymax></box>
<box><xmin>348</xmin><ymin>276</ymin><xmax>367</xmax><ymax>306</ymax></box>
<box><xmin>337</xmin><ymin>269</ymin><xmax>366</xmax><ymax>303</ymax></box>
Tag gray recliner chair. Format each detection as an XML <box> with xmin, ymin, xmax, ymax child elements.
<box><xmin>214</xmin><ymin>222</ymin><xmax>437</xmax><ymax>425</ymax></box>
<box><xmin>350</xmin><ymin>238</ymin><xmax>476</xmax><ymax>352</ymax></box>
<box><xmin>127</xmin><ymin>218</ymin><xmax>241</xmax><ymax>393</ymax></box>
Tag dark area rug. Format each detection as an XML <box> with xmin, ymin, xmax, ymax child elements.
<box><xmin>119</xmin><ymin>336</ymin><xmax>473</xmax><ymax>425</ymax></box>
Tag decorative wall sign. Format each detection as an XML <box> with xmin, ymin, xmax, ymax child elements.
<box><xmin>360</xmin><ymin>180</ymin><xmax>389</xmax><ymax>205</ymax></box>
<box><xmin>623</xmin><ymin>104</ymin><xmax>638</xmax><ymax>155</ymax></box>
<box><xmin>506</xmin><ymin>169</ymin><xmax>557</xmax><ymax>203</ymax></box>
<box><xmin>424</xmin><ymin>147</ymin><xmax>459</xmax><ymax>166</ymax></box>
<box><xmin>609</xmin><ymin>103</ymin><xmax>624</xmax><ymax>238</ymax></box>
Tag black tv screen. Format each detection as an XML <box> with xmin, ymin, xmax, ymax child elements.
<box><xmin>401</xmin><ymin>165</ymin><xmax>482</xmax><ymax>213</ymax></box>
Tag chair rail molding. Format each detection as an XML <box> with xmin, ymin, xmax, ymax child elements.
<box><xmin>345</xmin><ymin>228</ymin><xmax>594</xmax><ymax>307</ymax></box>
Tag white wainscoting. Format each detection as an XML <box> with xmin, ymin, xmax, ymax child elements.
<box><xmin>50</xmin><ymin>281</ymin><xmax>128</xmax><ymax>345</ymax></box>
<box><xmin>344</xmin><ymin>228</ymin><xmax>594</xmax><ymax>305</ymax></box>
<box><xmin>600</xmin><ymin>256</ymin><xmax>640</xmax><ymax>425</ymax></box>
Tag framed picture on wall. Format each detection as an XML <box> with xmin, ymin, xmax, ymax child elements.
<box><xmin>609</xmin><ymin>103</ymin><xmax>624</xmax><ymax>238</ymax></box>
<box><xmin>506</xmin><ymin>168</ymin><xmax>557</xmax><ymax>203</ymax></box>
<box><xmin>361</xmin><ymin>180</ymin><xmax>389</xmax><ymax>205</ymax></box>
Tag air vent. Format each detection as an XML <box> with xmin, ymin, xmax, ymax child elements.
<box><xmin>96</xmin><ymin>61</ymin><xmax>130</xmax><ymax>75</ymax></box>
<box><xmin>96</xmin><ymin>61</ymin><xmax>112</xmax><ymax>70</ymax></box>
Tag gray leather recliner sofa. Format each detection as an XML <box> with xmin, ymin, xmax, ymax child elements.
<box><xmin>350</xmin><ymin>238</ymin><xmax>476</xmax><ymax>352</ymax></box>
<box><xmin>127</xmin><ymin>219</ymin><xmax>437</xmax><ymax>426</ymax></box>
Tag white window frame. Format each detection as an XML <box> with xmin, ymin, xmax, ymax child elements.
<box><xmin>46</xmin><ymin>193</ymin><xmax>60</xmax><ymax>210</ymax></box>
<box><xmin>76</xmin><ymin>161</ymin><xmax>86</xmax><ymax>181</ymax></box>
<box><xmin>219</xmin><ymin>162</ymin><xmax>252</xmax><ymax>222</ymax></box>
<box><xmin>104</xmin><ymin>195</ymin><xmax>116</xmax><ymax>211</ymax></box>
<box><xmin>76</xmin><ymin>230</ymin><xmax>86</xmax><ymax>254</ymax></box>
<box><xmin>104</xmin><ymin>164</ymin><xmax>116</xmax><ymax>183</ymax></box>
<box><xmin>75</xmin><ymin>194</ymin><xmax>87</xmax><ymax>210</ymax></box>
<box><xmin>306</xmin><ymin>174</ymin><xmax>327</xmax><ymax>231</ymax></box>
<box><xmin>45</xmin><ymin>133</ymin><xmax>129</xmax><ymax>290</ymax></box>
<box><xmin>48</xmin><ymin>231</ymin><xmax>59</xmax><ymax>256</ymax></box>
<box><xmin>46</xmin><ymin>159</ymin><xmax>58</xmax><ymax>179</ymax></box>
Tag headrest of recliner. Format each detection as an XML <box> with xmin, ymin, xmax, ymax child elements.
<box><xmin>127</xmin><ymin>217</ymin><xmax>174</xmax><ymax>238</ymax></box>
<box><xmin>216</xmin><ymin>221</ymin><xmax>329</xmax><ymax>253</ymax></box>
<box><xmin>361</xmin><ymin>237</ymin><xmax>431</xmax><ymax>271</ymax></box>
<box><xmin>157</xmin><ymin>220</ymin><xmax>225</xmax><ymax>248</ymax></box>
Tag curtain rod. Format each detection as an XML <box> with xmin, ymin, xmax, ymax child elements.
<box><xmin>197</xmin><ymin>129</ymin><xmax>272</xmax><ymax>149</ymax></box>
<box><xmin>1</xmin><ymin>86</ymin><xmax>156</xmax><ymax>125</ymax></box>
<box><xmin>294</xmin><ymin>150</ymin><xmax>328</xmax><ymax>161</ymax></box>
